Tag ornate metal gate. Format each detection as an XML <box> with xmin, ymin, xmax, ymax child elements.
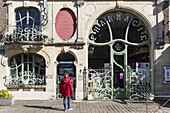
<box><xmin>127</xmin><ymin>67</ymin><xmax>152</xmax><ymax>100</ymax></box>
<box><xmin>84</xmin><ymin>68</ymin><xmax>113</xmax><ymax>100</ymax></box>
<box><xmin>84</xmin><ymin>67</ymin><xmax>152</xmax><ymax>100</ymax></box>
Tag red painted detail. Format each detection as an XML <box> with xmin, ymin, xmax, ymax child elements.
<box><xmin>55</xmin><ymin>8</ymin><xmax>76</xmax><ymax>40</ymax></box>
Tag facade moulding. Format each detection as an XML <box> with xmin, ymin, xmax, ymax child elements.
<box><xmin>4</xmin><ymin>44</ymin><xmax>51</xmax><ymax>67</ymax></box>
<box><xmin>4</xmin><ymin>41</ymin><xmax>85</xmax><ymax>46</ymax></box>
<box><xmin>36</xmin><ymin>49</ymin><xmax>51</xmax><ymax>67</ymax></box>
<box><xmin>48</xmin><ymin>42</ymin><xmax>85</xmax><ymax>50</ymax></box>
<box><xmin>59</xmin><ymin>49</ymin><xmax>78</xmax><ymax>63</ymax></box>
<box><xmin>46</xmin><ymin>0</ymin><xmax>153</xmax><ymax>1</ymax></box>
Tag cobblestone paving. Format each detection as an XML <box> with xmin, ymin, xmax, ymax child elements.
<box><xmin>0</xmin><ymin>99</ymin><xmax>169</xmax><ymax>113</ymax></box>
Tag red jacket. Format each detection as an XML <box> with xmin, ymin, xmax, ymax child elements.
<box><xmin>60</xmin><ymin>77</ymin><xmax>73</xmax><ymax>97</ymax></box>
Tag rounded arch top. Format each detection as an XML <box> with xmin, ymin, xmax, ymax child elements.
<box><xmin>14</xmin><ymin>6</ymin><xmax>39</xmax><ymax>12</ymax></box>
<box><xmin>57</xmin><ymin>51</ymin><xmax>78</xmax><ymax>63</ymax></box>
<box><xmin>6</xmin><ymin>49</ymin><xmax>51</xmax><ymax>67</ymax></box>
<box><xmin>86</xmin><ymin>6</ymin><xmax>153</xmax><ymax>39</ymax></box>
<box><xmin>87</xmin><ymin>7</ymin><xmax>153</xmax><ymax>45</ymax></box>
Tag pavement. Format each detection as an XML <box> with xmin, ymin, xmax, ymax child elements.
<box><xmin>0</xmin><ymin>99</ymin><xmax>170</xmax><ymax>113</ymax></box>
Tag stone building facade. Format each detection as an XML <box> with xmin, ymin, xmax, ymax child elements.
<box><xmin>0</xmin><ymin>0</ymin><xmax>169</xmax><ymax>100</ymax></box>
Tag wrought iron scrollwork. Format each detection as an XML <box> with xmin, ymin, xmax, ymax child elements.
<box><xmin>39</xmin><ymin>0</ymin><xmax>48</xmax><ymax>26</ymax></box>
<box><xmin>128</xmin><ymin>69</ymin><xmax>151</xmax><ymax>100</ymax></box>
<box><xmin>4</xmin><ymin>71</ymin><xmax>45</xmax><ymax>87</ymax></box>
<box><xmin>85</xmin><ymin>69</ymin><xmax>113</xmax><ymax>100</ymax></box>
<box><xmin>4</xmin><ymin>26</ymin><xmax>48</xmax><ymax>42</ymax></box>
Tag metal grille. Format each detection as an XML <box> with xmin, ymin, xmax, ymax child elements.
<box><xmin>128</xmin><ymin>69</ymin><xmax>151</xmax><ymax>100</ymax></box>
<box><xmin>84</xmin><ymin>68</ymin><xmax>152</xmax><ymax>100</ymax></box>
<box><xmin>4</xmin><ymin>25</ymin><xmax>47</xmax><ymax>42</ymax></box>
<box><xmin>4</xmin><ymin>54</ymin><xmax>46</xmax><ymax>87</ymax></box>
<box><xmin>84</xmin><ymin>69</ymin><xmax>113</xmax><ymax>100</ymax></box>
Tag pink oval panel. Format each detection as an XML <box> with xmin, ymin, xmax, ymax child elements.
<box><xmin>55</xmin><ymin>8</ymin><xmax>76</xmax><ymax>40</ymax></box>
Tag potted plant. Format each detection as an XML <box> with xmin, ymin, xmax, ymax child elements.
<box><xmin>0</xmin><ymin>89</ymin><xmax>14</xmax><ymax>105</ymax></box>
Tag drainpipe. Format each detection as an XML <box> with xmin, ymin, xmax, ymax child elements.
<box><xmin>155</xmin><ymin>0</ymin><xmax>159</xmax><ymax>46</ymax></box>
<box><xmin>75</xmin><ymin>0</ymin><xmax>78</xmax><ymax>43</ymax></box>
<box><xmin>153</xmin><ymin>0</ymin><xmax>158</xmax><ymax>100</ymax></box>
<box><xmin>52</xmin><ymin>0</ymin><xmax>54</xmax><ymax>42</ymax></box>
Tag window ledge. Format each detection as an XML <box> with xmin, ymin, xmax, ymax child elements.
<box><xmin>162</xmin><ymin>81</ymin><xmax>170</xmax><ymax>84</ymax></box>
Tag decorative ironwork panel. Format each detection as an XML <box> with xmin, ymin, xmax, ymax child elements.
<box><xmin>5</xmin><ymin>26</ymin><xmax>47</xmax><ymax>42</ymax></box>
<box><xmin>39</xmin><ymin>0</ymin><xmax>48</xmax><ymax>26</ymax></box>
<box><xmin>84</xmin><ymin>69</ymin><xmax>113</xmax><ymax>100</ymax></box>
<box><xmin>127</xmin><ymin>67</ymin><xmax>151</xmax><ymax>100</ymax></box>
<box><xmin>4</xmin><ymin>53</ymin><xmax>46</xmax><ymax>87</ymax></box>
<box><xmin>4</xmin><ymin>7</ymin><xmax>48</xmax><ymax>43</ymax></box>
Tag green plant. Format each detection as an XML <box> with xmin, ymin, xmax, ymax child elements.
<box><xmin>0</xmin><ymin>89</ymin><xmax>13</xmax><ymax>98</ymax></box>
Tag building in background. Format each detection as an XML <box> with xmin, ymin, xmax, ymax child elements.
<box><xmin>0</xmin><ymin>0</ymin><xmax>6</xmax><ymax>39</ymax></box>
<box><xmin>0</xmin><ymin>0</ymin><xmax>170</xmax><ymax>100</ymax></box>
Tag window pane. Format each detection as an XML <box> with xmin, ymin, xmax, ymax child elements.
<box><xmin>7</xmin><ymin>53</ymin><xmax>46</xmax><ymax>87</ymax></box>
<box><xmin>14</xmin><ymin>7</ymin><xmax>42</xmax><ymax>42</ymax></box>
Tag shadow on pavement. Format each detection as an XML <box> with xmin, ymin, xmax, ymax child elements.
<box><xmin>112</xmin><ymin>99</ymin><xmax>127</xmax><ymax>104</ymax></box>
<box><xmin>154</xmin><ymin>99</ymin><xmax>170</xmax><ymax>107</ymax></box>
<box><xmin>23</xmin><ymin>105</ymin><xmax>63</xmax><ymax>111</ymax></box>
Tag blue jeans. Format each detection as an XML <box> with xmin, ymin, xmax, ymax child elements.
<box><xmin>63</xmin><ymin>96</ymin><xmax>71</xmax><ymax>110</ymax></box>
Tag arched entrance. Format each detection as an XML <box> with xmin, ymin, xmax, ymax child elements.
<box><xmin>86</xmin><ymin>10</ymin><xmax>152</xmax><ymax>100</ymax></box>
<box><xmin>56</xmin><ymin>52</ymin><xmax>76</xmax><ymax>99</ymax></box>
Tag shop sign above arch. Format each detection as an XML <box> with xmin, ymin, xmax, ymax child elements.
<box><xmin>88</xmin><ymin>11</ymin><xmax>150</xmax><ymax>46</ymax></box>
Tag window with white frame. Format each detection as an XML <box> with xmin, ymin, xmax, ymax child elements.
<box><xmin>8</xmin><ymin>7</ymin><xmax>44</xmax><ymax>42</ymax></box>
<box><xmin>164</xmin><ymin>67</ymin><xmax>170</xmax><ymax>83</ymax></box>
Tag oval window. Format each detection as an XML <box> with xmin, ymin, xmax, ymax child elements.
<box><xmin>55</xmin><ymin>8</ymin><xmax>76</xmax><ymax>40</ymax></box>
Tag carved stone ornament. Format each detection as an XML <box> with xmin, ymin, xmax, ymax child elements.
<box><xmin>1</xmin><ymin>56</ymin><xmax>6</xmax><ymax>67</ymax></box>
<box><xmin>6</xmin><ymin>44</ymin><xmax>44</xmax><ymax>52</ymax></box>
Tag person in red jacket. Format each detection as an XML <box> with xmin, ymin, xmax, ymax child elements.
<box><xmin>60</xmin><ymin>71</ymin><xmax>73</xmax><ymax>111</ymax></box>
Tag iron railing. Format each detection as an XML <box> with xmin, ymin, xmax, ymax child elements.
<box><xmin>83</xmin><ymin>68</ymin><xmax>152</xmax><ymax>100</ymax></box>
<box><xmin>4</xmin><ymin>71</ymin><xmax>46</xmax><ymax>87</ymax></box>
<box><xmin>3</xmin><ymin>25</ymin><xmax>48</xmax><ymax>43</ymax></box>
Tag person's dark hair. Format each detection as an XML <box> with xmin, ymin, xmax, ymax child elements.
<box><xmin>64</xmin><ymin>70</ymin><xmax>68</xmax><ymax>75</ymax></box>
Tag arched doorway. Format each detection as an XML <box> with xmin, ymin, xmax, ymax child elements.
<box><xmin>56</xmin><ymin>52</ymin><xmax>76</xmax><ymax>99</ymax></box>
<box><xmin>87</xmin><ymin>10</ymin><xmax>151</xmax><ymax>100</ymax></box>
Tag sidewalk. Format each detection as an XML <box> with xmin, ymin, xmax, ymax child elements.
<box><xmin>0</xmin><ymin>99</ymin><xmax>169</xmax><ymax>113</ymax></box>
